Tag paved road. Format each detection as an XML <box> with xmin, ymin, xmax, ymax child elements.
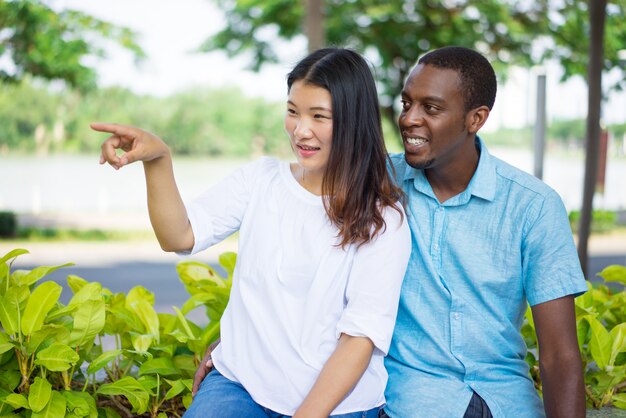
<box><xmin>14</xmin><ymin>260</ymin><xmax>220</xmax><ymax>326</ymax></box>
<box><xmin>3</xmin><ymin>236</ymin><xmax>625</xmax><ymax>327</ymax></box>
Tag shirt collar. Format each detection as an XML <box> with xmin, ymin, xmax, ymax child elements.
<box><xmin>402</xmin><ymin>137</ymin><xmax>497</xmax><ymax>203</ymax></box>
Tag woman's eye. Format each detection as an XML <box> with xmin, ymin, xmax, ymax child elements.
<box><xmin>314</xmin><ymin>114</ymin><xmax>330</xmax><ymax>119</ymax></box>
<box><xmin>287</xmin><ymin>108</ymin><xmax>296</xmax><ymax>115</ymax></box>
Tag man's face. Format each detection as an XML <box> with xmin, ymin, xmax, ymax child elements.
<box><xmin>398</xmin><ymin>64</ymin><xmax>471</xmax><ymax>170</ymax></box>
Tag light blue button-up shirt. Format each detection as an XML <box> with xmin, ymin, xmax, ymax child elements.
<box><xmin>384</xmin><ymin>139</ymin><xmax>587</xmax><ymax>418</ymax></box>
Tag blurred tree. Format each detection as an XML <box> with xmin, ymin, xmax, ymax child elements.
<box><xmin>543</xmin><ymin>0</ymin><xmax>626</xmax><ymax>91</ymax></box>
<box><xmin>540</xmin><ymin>1</ymin><xmax>626</xmax><ymax>275</ymax></box>
<box><xmin>199</xmin><ymin>0</ymin><xmax>543</xmax><ymax>123</ymax></box>
<box><xmin>548</xmin><ymin>118</ymin><xmax>586</xmax><ymax>146</ymax></box>
<box><xmin>0</xmin><ymin>0</ymin><xmax>144</xmax><ymax>90</ymax></box>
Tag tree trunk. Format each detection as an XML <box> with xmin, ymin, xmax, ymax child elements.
<box><xmin>577</xmin><ymin>0</ymin><xmax>607</xmax><ymax>277</ymax></box>
<box><xmin>305</xmin><ymin>0</ymin><xmax>325</xmax><ymax>53</ymax></box>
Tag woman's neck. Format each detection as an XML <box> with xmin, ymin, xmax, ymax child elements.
<box><xmin>291</xmin><ymin>163</ymin><xmax>324</xmax><ymax>196</ymax></box>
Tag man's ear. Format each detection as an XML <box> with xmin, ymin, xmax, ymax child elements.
<box><xmin>465</xmin><ymin>106</ymin><xmax>490</xmax><ymax>134</ymax></box>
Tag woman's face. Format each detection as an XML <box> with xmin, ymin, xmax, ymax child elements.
<box><xmin>284</xmin><ymin>80</ymin><xmax>333</xmax><ymax>177</ymax></box>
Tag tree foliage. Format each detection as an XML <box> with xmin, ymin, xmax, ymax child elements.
<box><xmin>0</xmin><ymin>0</ymin><xmax>144</xmax><ymax>90</ymax></box>
<box><xmin>543</xmin><ymin>0</ymin><xmax>626</xmax><ymax>91</ymax></box>
<box><xmin>201</xmin><ymin>0</ymin><xmax>544</xmax><ymax>119</ymax></box>
<box><xmin>0</xmin><ymin>80</ymin><xmax>291</xmax><ymax>157</ymax></box>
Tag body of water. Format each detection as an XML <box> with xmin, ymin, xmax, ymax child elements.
<box><xmin>1</xmin><ymin>150</ymin><xmax>625</xmax><ymax>225</ymax></box>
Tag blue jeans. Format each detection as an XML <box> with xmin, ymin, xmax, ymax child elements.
<box><xmin>184</xmin><ymin>369</ymin><xmax>381</xmax><ymax>418</ymax></box>
<box><xmin>379</xmin><ymin>391</ymin><xmax>492</xmax><ymax>418</ymax></box>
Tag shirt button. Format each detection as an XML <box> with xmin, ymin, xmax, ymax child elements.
<box><xmin>453</xmin><ymin>313</ymin><xmax>460</xmax><ymax>320</ymax></box>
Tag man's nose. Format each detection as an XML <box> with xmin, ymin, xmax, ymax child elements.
<box><xmin>402</xmin><ymin>107</ymin><xmax>425</xmax><ymax>127</ymax></box>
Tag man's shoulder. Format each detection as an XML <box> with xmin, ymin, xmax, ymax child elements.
<box><xmin>388</xmin><ymin>153</ymin><xmax>410</xmax><ymax>178</ymax></box>
<box><xmin>491</xmin><ymin>155</ymin><xmax>556</xmax><ymax>200</ymax></box>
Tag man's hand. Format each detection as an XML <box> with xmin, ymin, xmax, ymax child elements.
<box><xmin>192</xmin><ymin>339</ymin><xmax>220</xmax><ymax>397</ymax></box>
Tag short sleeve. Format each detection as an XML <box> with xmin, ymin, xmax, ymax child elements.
<box><xmin>522</xmin><ymin>190</ymin><xmax>587</xmax><ymax>306</ymax></box>
<box><xmin>183</xmin><ymin>158</ymin><xmax>267</xmax><ymax>255</ymax></box>
<box><xmin>335</xmin><ymin>204</ymin><xmax>411</xmax><ymax>354</ymax></box>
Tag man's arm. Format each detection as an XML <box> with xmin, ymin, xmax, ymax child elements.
<box><xmin>192</xmin><ymin>339</ymin><xmax>220</xmax><ymax>397</ymax></box>
<box><xmin>531</xmin><ymin>295</ymin><xmax>585</xmax><ymax>418</ymax></box>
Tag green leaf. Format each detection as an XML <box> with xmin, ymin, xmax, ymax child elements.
<box><xmin>25</xmin><ymin>324</ymin><xmax>70</xmax><ymax>354</ymax></box>
<box><xmin>576</xmin><ymin>318</ymin><xmax>590</xmax><ymax>351</ymax></box>
<box><xmin>0</xmin><ymin>342</ymin><xmax>15</xmax><ymax>355</ymax></box>
<box><xmin>181</xmin><ymin>293</ymin><xmax>217</xmax><ymax>315</ymax></box>
<box><xmin>163</xmin><ymin>378</ymin><xmax>192</xmax><ymax>400</ymax></box>
<box><xmin>126</xmin><ymin>286</ymin><xmax>155</xmax><ymax>307</ymax></box>
<box><xmin>128</xmin><ymin>299</ymin><xmax>159</xmax><ymax>343</ymax></box>
<box><xmin>0</xmin><ymin>294</ymin><xmax>19</xmax><ymax>335</ymax></box>
<box><xmin>67</xmin><ymin>275</ymin><xmax>89</xmax><ymax>294</ymax></box>
<box><xmin>68</xmin><ymin>282</ymin><xmax>102</xmax><ymax>306</ymax></box>
<box><xmin>585</xmin><ymin>315</ymin><xmax>612</xmax><ymax>369</ymax></box>
<box><xmin>45</xmin><ymin>304</ymin><xmax>78</xmax><ymax>322</ymax></box>
<box><xmin>599</xmin><ymin>265</ymin><xmax>626</xmax><ymax>286</ymax></box>
<box><xmin>21</xmin><ymin>281</ymin><xmax>62</xmax><ymax>336</ymax></box>
<box><xmin>219</xmin><ymin>252</ymin><xmax>237</xmax><ymax>278</ymax></box>
<box><xmin>35</xmin><ymin>342</ymin><xmax>80</xmax><ymax>371</ymax></box>
<box><xmin>0</xmin><ymin>369</ymin><xmax>21</xmax><ymax>391</ymax></box>
<box><xmin>183</xmin><ymin>393</ymin><xmax>192</xmax><ymax>409</ymax></box>
<box><xmin>137</xmin><ymin>375</ymin><xmax>158</xmax><ymax>392</ymax></box>
<box><xmin>177</xmin><ymin>261</ymin><xmax>227</xmax><ymax>288</ymax></box>
<box><xmin>69</xmin><ymin>299</ymin><xmax>105</xmax><ymax>347</ymax></box>
<box><xmin>3</xmin><ymin>393</ymin><xmax>30</xmax><ymax>409</ymax></box>
<box><xmin>86</xmin><ymin>349</ymin><xmax>122</xmax><ymax>375</ymax></box>
<box><xmin>19</xmin><ymin>263</ymin><xmax>74</xmax><ymax>286</ymax></box>
<box><xmin>138</xmin><ymin>357</ymin><xmax>180</xmax><ymax>377</ymax></box>
<box><xmin>32</xmin><ymin>390</ymin><xmax>66</xmax><ymax>418</ymax></box>
<box><xmin>0</xmin><ymin>249</ymin><xmax>29</xmax><ymax>265</ymax></box>
<box><xmin>96</xmin><ymin>376</ymin><xmax>149</xmax><ymax>414</ymax></box>
<box><xmin>173</xmin><ymin>306</ymin><xmax>196</xmax><ymax>339</ymax></box>
<box><xmin>609</xmin><ymin>323</ymin><xmax>626</xmax><ymax>366</ymax></box>
<box><xmin>612</xmin><ymin>393</ymin><xmax>626</xmax><ymax>409</ymax></box>
<box><xmin>62</xmin><ymin>390</ymin><xmax>96</xmax><ymax>417</ymax></box>
<box><xmin>130</xmin><ymin>333</ymin><xmax>153</xmax><ymax>353</ymax></box>
<box><xmin>97</xmin><ymin>407</ymin><xmax>122</xmax><ymax>418</ymax></box>
<box><xmin>28</xmin><ymin>377</ymin><xmax>52</xmax><ymax>413</ymax></box>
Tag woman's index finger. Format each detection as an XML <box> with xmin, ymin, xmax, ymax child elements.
<box><xmin>90</xmin><ymin>122</ymin><xmax>137</xmax><ymax>138</ymax></box>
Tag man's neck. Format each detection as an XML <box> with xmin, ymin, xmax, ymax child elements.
<box><xmin>425</xmin><ymin>139</ymin><xmax>480</xmax><ymax>203</ymax></box>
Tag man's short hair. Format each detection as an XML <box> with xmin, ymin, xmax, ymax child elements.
<box><xmin>418</xmin><ymin>46</ymin><xmax>497</xmax><ymax>111</ymax></box>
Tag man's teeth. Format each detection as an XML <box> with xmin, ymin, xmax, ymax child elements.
<box><xmin>406</xmin><ymin>137</ymin><xmax>427</xmax><ymax>145</ymax></box>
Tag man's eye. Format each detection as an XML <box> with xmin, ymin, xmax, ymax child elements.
<box><xmin>401</xmin><ymin>100</ymin><xmax>410</xmax><ymax>110</ymax></box>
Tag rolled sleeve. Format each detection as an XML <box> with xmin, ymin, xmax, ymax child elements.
<box><xmin>523</xmin><ymin>190</ymin><xmax>587</xmax><ymax>306</ymax></box>
<box><xmin>179</xmin><ymin>158</ymin><xmax>266</xmax><ymax>256</ymax></box>
<box><xmin>336</xmin><ymin>205</ymin><xmax>411</xmax><ymax>354</ymax></box>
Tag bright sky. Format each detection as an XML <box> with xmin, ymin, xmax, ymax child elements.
<box><xmin>56</xmin><ymin>0</ymin><xmax>626</xmax><ymax>130</ymax></box>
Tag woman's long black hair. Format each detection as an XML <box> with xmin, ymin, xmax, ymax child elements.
<box><xmin>287</xmin><ymin>48</ymin><xmax>403</xmax><ymax>247</ymax></box>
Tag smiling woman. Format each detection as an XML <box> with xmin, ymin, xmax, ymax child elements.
<box><xmin>91</xmin><ymin>47</ymin><xmax>411</xmax><ymax>418</ymax></box>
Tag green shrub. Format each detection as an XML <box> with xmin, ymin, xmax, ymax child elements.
<box><xmin>523</xmin><ymin>264</ymin><xmax>626</xmax><ymax>410</ymax></box>
<box><xmin>569</xmin><ymin>210</ymin><xmax>618</xmax><ymax>234</ymax></box>
<box><xmin>0</xmin><ymin>212</ymin><xmax>17</xmax><ymax>238</ymax></box>
<box><xmin>0</xmin><ymin>248</ymin><xmax>233</xmax><ymax>417</ymax></box>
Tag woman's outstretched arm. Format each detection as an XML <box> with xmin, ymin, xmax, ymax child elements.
<box><xmin>91</xmin><ymin>122</ymin><xmax>194</xmax><ymax>253</ymax></box>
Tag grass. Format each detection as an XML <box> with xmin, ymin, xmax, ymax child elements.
<box><xmin>1</xmin><ymin>227</ymin><xmax>155</xmax><ymax>242</ymax></box>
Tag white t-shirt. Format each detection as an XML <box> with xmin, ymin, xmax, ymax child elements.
<box><xmin>185</xmin><ymin>157</ymin><xmax>411</xmax><ymax>415</ymax></box>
